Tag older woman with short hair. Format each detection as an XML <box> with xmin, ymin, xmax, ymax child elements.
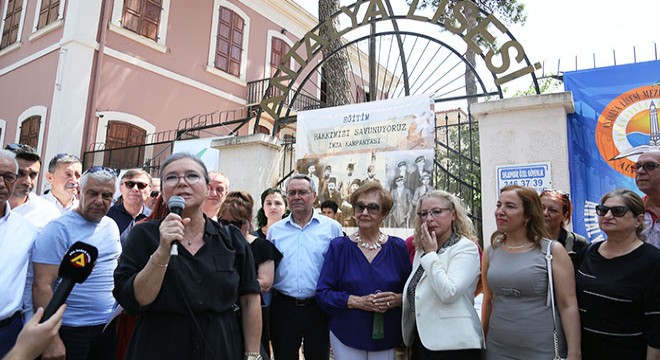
<box><xmin>114</xmin><ymin>153</ymin><xmax>262</xmax><ymax>360</ymax></box>
<box><xmin>402</xmin><ymin>190</ymin><xmax>483</xmax><ymax>359</ymax></box>
<box><xmin>316</xmin><ymin>182</ymin><xmax>411</xmax><ymax>360</ymax></box>
<box><xmin>576</xmin><ymin>189</ymin><xmax>660</xmax><ymax>359</ymax></box>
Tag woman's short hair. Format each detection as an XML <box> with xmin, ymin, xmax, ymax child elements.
<box><xmin>600</xmin><ymin>188</ymin><xmax>646</xmax><ymax>241</ymax></box>
<box><xmin>219</xmin><ymin>191</ymin><xmax>254</xmax><ymax>225</ymax></box>
<box><xmin>540</xmin><ymin>188</ymin><xmax>572</xmax><ymax>226</ymax></box>
<box><xmin>492</xmin><ymin>185</ymin><xmax>548</xmax><ymax>248</ymax></box>
<box><xmin>256</xmin><ymin>188</ymin><xmax>287</xmax><ymax>228</ymax></box>
<box><xmin>159</xmin><ymin>152</ymin><xmax>210</xmax><ymax>184</ymax></box>
<box><xmin>413</xmin><ymin>190</ymin><xmax>477</xmax><ymax>249</ymax></box>
<box><xmin>348</xmin><ymin>182</ymin><xmax>393</xmax><ymax>215</ymax></box>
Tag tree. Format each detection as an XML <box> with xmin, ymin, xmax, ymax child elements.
<box><xmin>319</xmin><ymin>0</ymin><xmax>351</xmax><ymax>107</ymax></box>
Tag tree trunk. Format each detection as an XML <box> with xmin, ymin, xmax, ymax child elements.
<box><xmin>319</xmin><ymin>0</ymin><xmax>351</xmax><ymax>107</ymax></box>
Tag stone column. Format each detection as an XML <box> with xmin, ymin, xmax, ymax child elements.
<box><xmin>471</xmin><ymin>92</ymin><xmax>575</xmax><ymax>243</ymax></box>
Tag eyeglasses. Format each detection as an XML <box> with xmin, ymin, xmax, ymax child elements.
<box><xmin>354</xmin><ymin>202</ymin><xmax>381</xmax><ymax>215</ymax></box>
<box><xmin>17</xmin><ymin>169</ymin><xmax>38</xmax><ymax>180</ymax></box>
<box><xmin>123</xmin><ymin>180</ymin><xmax>149</xmax><ymax>190</ymax></box>
<box><xmin>417</xmin><ymin>208</ymin><xmax>451</xmax><ymax>219</ymax></box>
<box><xmin>163</xmin><ymin>172</ymin><xmax>203</xmax><ymax>187</ymax></box>
<box><xmin>0</xmin><ymin>172</ymin><xmax>17</xmax><ymax>183</ymax></box>
<box><xmin>219</xmin><ymin>218</ymin><xmax>244</xmax><ymax>228</ymax></box>
<box><xmin>286</xmin><ymin>189</ymin><xmax>310</xmax><ymax>198</ymax></box>
<box><xmin>84</xmin><ymin>166</ymin><xmax>118</xmax><ymax>176</ymax></box>
<box><xmin>5</xmin><ymin>143</ymin><xmax>36</xmax><ymax>153</ymax></box>
<box><xmin>634</xmin><ymin>162</ymin><xmax>660</xmax><ymax>172</ymax></box>
<box><xmin>595</xmin><ymin>205</ymin><xmax>629</xmax><ymax>217</ymax></box>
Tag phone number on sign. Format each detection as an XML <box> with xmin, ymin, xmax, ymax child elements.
<box><xmin>502</xmin><ymin>179</ymin><xmax>545</xmax><ymax>187</ymax></box>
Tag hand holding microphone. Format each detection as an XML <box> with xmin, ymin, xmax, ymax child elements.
<box><xmin>162</xmin><ymin>196</ymin><xmax>186</xmax><ymax>256</ymax></box>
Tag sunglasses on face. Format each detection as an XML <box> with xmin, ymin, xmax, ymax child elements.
<box><xmin>219</xmin><ymin>218</ymin><xmax>244</xmax><ymax>228</ymax></box>
<box><xmin>354</xmin><ymin>202</ymin><xmax>380</xmax><ymax>215</ymax></box>
<box><xmin>634</xmin><ymin>162</ymin><xmax>660</xmax><ymax>172</ymax></box>
<box><xmin>595</xmin><ymin>205</ymin><xmax>629</xmax><ymax>217</ymax></box>
<box><xmin>5</xmin><ymin>143</ymin><xmax>36</xmax><ymax>153</ymax></box>
<box><xmin>123</xmin><ymin>180</ymin><xmax>149</xmax><ymax>190</ymax></box>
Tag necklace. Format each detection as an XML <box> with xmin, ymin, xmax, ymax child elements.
<box><xmin>504</xmin><ymin>242</ymin><xmax>530</xmax><ymax>250</ymax></box>
<box><xmin>188</xmin><ymin>239</ymin><xmax>192</xmax><ymax>246</ymax></box>
<box><xmin>355</xmin><ymin>232</ymin><xmax>387</xmax><ymax>250</ymax></box>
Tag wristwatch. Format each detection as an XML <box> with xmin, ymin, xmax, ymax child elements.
<box><xmin>244</xmin><ymin>352</ymin><xmax>262</xmax><ymax>360</ymax></box>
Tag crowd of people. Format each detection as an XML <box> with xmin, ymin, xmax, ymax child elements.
<box><xmin>1</xmin><ymin>144</ymin><xmax>660</xmax><ymax>360</ymax></box>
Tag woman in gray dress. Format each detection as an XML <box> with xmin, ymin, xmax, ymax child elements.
<box><xmin>481</xmin><ymin>185</ymin><xmax>581</xmax><ymax>360</ymax></box>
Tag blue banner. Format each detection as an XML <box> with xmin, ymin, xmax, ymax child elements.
<box><xmin>565</xmin><ymin>60</ymin><xmax>660</xmax><ymax>241</ymax></box>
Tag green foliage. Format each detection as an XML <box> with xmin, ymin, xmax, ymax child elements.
<box><xmin>412</xmin><ymin>0</ymin><xmax>527</xmax><ymax>26</ymax></box>
<box><xmin>513</xmin><ymin>77</ymin><xmax>563</xmax><ymax>96</ymax></box>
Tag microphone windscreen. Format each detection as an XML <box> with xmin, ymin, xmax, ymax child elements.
<box><xmin>58</xmin><ymin>241</ymin><xmax>98</xmax><ymax>283</ymax></box>
<box><xmin>168</xmin><ymin>195</ymin><xmax>186</xmax><ymax>215</ymax></box>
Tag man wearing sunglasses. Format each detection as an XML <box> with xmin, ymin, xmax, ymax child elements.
<box><xmin>0</xmin><ymin>150</ymin><xmax>39</xmax><ymax>359</ymax></box>
<box><xmin>5</xmin><ymin>144</ymin><xmax>60</xmax><ymax>229</ymax></box>
<box><xmin>107</xmin><ymin>169</ymin><xmax>153</xmax><ymax>234</ymax></box>
<box><xmin>634</xmin><ymin>148</ymin><xmax>660</xmax><ymax>248</ymax></box>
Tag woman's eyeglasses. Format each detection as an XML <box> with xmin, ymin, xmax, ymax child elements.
<box><xmin>163</xmin><ymin>173</ymin><xmax>202</xmax><ymax>187</ymax></box>
<box><xmin>354</xmin><ymin>202</ymin><xmax>380</xmax><ymax>214</ymax></box>
<box><xmin>595</xmin><ymin>205</ymin><xmax>629</xmax><ymax>217</ymax></box>
<box><xmin>123</xmin><ymin>180</ymin><xmax>149</xmax><ymax>190</ymax></box>
<box><xmin>417</xmin><ymin>208</ymin><xmax>451</xmax><ymax>219</ymax></box>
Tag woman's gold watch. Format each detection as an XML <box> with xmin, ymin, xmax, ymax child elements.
<box><xmin>244</xmin><ymin>352</ymin><xmax>262</xmax><ymax>360</ymax></box>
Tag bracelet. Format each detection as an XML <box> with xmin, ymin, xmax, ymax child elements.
<box><xmin>149</xmin><ymin>255</ymin><xmax>168</xmax><ymax>268</ymax></box>
<box><xmin>244</xmin><ymin>352</ymin><xmax>262</xmax><ymax>360</ymax></box>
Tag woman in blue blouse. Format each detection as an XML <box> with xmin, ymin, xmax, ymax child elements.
<box><xmin>316</xmin><ymin>182</ymin><xmax>412</xmax><ymax>360</ymax></box>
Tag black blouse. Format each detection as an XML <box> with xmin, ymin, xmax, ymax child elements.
<box><xmin>114</xmin><ymin>218</ymin><xmax>260</xmax><ymax>360</ymax></box>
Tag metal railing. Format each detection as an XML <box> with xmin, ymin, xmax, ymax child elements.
<box><xmin>247</xmin><ymin>78</ymin><xmax>324</xmax><ymax>111</ymax></box>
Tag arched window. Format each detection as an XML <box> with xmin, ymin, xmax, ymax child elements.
<box><xmin>18</xmin><ymin>115</ymin><xmax>40</xmax><ymax>148</ymax></box>
<box><xmin>104</xmin><ymin>121</ymin><xmax>147</xmax><ymax>169</ymax></box>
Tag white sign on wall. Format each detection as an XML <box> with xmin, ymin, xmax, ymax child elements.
<box><xmin>496</xmin><ymin>162</ymin><xmax>552</xmax><ymax>194</ymax></box>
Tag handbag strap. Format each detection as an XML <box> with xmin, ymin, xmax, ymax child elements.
<box><xmin>545</xmin><ymin>239</ymin><xmax>557</xmax><ymax>330</ymax></box>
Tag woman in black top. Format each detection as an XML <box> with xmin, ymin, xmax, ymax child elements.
<box><xmin>539</xmin><ymin>188</ymin><xmax>589</xmax><ymax>257</ymax></box>
<box><xmin>113</xmin><ymin>153</ymin><xmax>262</xmax><ymax>360</ymax></box>
<box><xmin>254</xmin><ymin>188</ymin><xmax>287</xmax><ymax>239</ymax></box>
<box><xmin>575</xmin><ymin>189</ymin><xmax>660</xmax><ymax>359</ymax></box>
<box><xmin>220</xmin><ymin>191</ymin><xmax>282</xmax><ymax>358</ymax></box>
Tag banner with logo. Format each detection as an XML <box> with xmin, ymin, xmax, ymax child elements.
<box><xmin>564</xmin><ymin>60</ymin><xmax>660</xmax><ymax>241</ymax></box>
<box><xmin>296</xmin><ymin>94</ymin><xmax>435</xmax><ymax>235</ymax></box>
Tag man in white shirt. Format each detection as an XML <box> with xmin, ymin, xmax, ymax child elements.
<box><xmin>5</xmin><ymin>144</ymin><xmax>60</xmax><ymax>228</ymax></box>
<box><xmin>0</xmin><ymin>150</ymin><xmax>38</xmax><ymax>359</ymax></box>
<box><xmin>42</xmin><ymin>153</ymin><xmax>82</xmax><ymax>214</ymax></box>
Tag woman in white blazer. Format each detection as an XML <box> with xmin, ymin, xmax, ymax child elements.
<box><xmin>402</xmin><ymin>190</ymin><xmax>483</xmax><ymax>360</ymax></box>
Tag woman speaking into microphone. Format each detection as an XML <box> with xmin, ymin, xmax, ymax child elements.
<box><xmin>114</xmin><ymin>153</ymin><xmax>262</xmax><ymax>360</ymax></box>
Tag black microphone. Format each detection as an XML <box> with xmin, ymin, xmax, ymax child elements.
<box><xmin>41</xmin><ymin>241</ymin><xmax>98</xmax><ymax>322</ymax></box>
<box><xmin>168</xmin><ymin>196</ymin><xmax>186</xmax><ymax>256</ymax></box>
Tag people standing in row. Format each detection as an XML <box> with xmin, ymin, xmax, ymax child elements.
<box><xmin>114</xmin><ymin>153</ymin><xmax>262</xmax><ymax>359</ymax></box>
<box><xmin>268</xmin><ymin>175</ymin><xmax>343</xmax><ymax>360</ymax></box>
<box><xmin>402</xmin><ymin>190</ymin><xmax>483</xmax><ymax>359</ymax></box>
<box><xmin>481</xmin><ymin>185</ymin><xmax>581</xmax><ymax>360</ymax></box>
<box><xmin>219</xmin><ymin>191</ymin><xmax>282</xmax><ymax>359</ymax></box>
<box><xmin>540</xmin><ymin>188</ymin><xmax>588</xmax><ymax>258</ymax></box>
<box><xmin>0</xmin><ymin>150</ymin><xmax>39</xmax><ymax>359</ymax></box>
<box><xmin>634</xmin><ymin>148</ymin><xmax>660</xmax><ymax>247</ymax></box>
<box><xmin>575</xmin><ymin>189</ymin><xmax>660</xmax><ymax>359</ymax></box>
<box><xmin>316</xmin><ymin>182</ymin><xmax>411</xmax><ymax>359</ymax></box>
<box><xmin>42</xmin><ymin>153</ymin><xmax>82</xmax><ymax>213</ymax></box>
<box><xmin>33</xmin><ymin>166</ymin><xmax>121</xmax><ymax>360</ymax></box>
<box><xmin>202</xmin><ymin>171</ymin><xmax>229</xmax><ymax>220</ymax></box>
